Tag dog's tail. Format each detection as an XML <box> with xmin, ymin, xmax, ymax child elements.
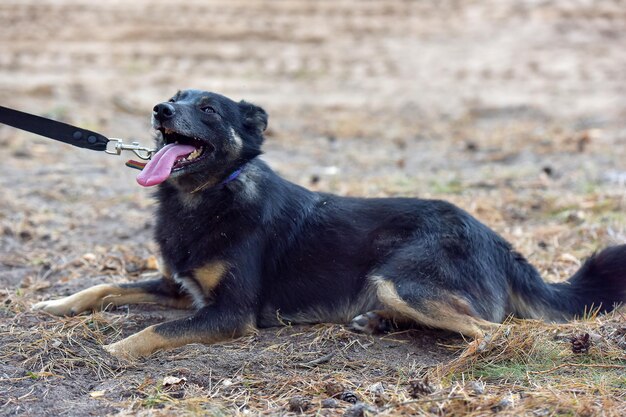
<box><xmin>508</xmin><ymin>245</ymin><xmax>626</xmax><ymax>321</ymax></box>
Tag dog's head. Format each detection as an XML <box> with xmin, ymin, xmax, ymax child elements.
<box><xmin>136</xmin><ymin>89</ymin><xmax>267</xmax><ymax>189</ymax></box>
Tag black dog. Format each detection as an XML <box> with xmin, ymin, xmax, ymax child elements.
<box><xmin>33</xmin><ymin>90</ymin><xmax>626</xmax><ymax>359</ymax></box>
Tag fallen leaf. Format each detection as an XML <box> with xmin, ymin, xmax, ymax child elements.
<box><xmin>89</xmin><ymin>390</ymin><xmax>105</xmax><ymax>398</ymax></box>
<box><xmin>163</xmin><ymin>376</ymin><xmax>187</xmax><ymax>387</ymax></box>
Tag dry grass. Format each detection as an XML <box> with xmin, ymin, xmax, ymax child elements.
<box><xmin>1</xmin><ymin>287</ymin><xmax>624</xmax><ymax>416</ymax></box>
<box><xmin>422</xmin><ymin>313</ymin><xmax>626</xmax><ymax>417</ymax></box>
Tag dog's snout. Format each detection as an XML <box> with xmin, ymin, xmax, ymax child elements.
<box><xmin>153</xmin><ymin>103</ymin><xmax>175</xmax><ymax>121</ymax></box>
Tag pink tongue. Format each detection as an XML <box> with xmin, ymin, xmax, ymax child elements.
<box><xmin>136</xmin><ymin>143</ymin><xmax>197</xmax><ymax>187</ymax></box>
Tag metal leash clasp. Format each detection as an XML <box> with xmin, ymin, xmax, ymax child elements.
<box><xmin>105</xmin><ymin>138</ymin><xmax>156</xmax><ymax>160</ymax></box>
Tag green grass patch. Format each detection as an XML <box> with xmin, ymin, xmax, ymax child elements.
<box><xmin>429</xmin><ymin>178</ymin><xmax>464</xmax><ymax>194</ymax></box>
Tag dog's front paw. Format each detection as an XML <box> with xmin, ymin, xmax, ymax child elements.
<box><xmin>32</xmin><ymin>297</ymin><xmax>80</xmax><ymax>316</ymax></box>
<box><xmin>104</xmin><ymin>326</ymin><xmax>167</xmax><ymax>360</ymax></box>
<box><xmin>103</xmin><ymin>340</ymin><xmax>136</xmax><ymax>361</ymax></box>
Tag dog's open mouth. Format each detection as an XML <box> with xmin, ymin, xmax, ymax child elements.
<box><xmin>161</xmin><ymin>128</ymin><xmax>216</xmax><ymax>170</ymax></box>
<box><xmin>136</xmin><ymin>129</ymin><xmax>215</xmax><ymax>187</ymax></box>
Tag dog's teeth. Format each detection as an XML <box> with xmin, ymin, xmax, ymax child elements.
<box><xmin>186</xmin><ymin>148</ymin><xmax>202</xmax><ymax>161</ymax></box>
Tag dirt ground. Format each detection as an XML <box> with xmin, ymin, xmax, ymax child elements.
<box><xmin>0</xmin><ymin>1</ymin><xmax>625</xmax><ymax>416</ymax></box>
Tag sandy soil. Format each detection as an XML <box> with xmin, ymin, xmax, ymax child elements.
<box><xmin>0</xmin><ymin>1</ymin><xmax>625</xmax><ymax>416</ymax></box>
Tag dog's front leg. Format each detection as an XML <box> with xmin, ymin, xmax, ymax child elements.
<box><xmin>104</xmin><ymin>300</ymin><xmax>256</xmax><ymax>360</ymax></box>
<box><xmin>32</xmin><ymin>277</ymin><xmax>191</xmax><ymax>316</ymax></box>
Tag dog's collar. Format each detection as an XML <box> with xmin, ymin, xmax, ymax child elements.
<box><xmin>219</xmin><ymin>166</ymin><xmax>244</xmax><ymax>186</ymax></box>
<box><xmin>190</xmin><ymin>164</ymin><xmax>246</xmax><ymax>193</ymax></box>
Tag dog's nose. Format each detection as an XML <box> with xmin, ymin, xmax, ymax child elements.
<box><xmin>153</xmin><ymin>103</ymin><xmax>175</xmax><ymax>121</ymax></box>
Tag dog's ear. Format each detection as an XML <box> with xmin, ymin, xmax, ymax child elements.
<box><xmin>238</xmin><ymin>101</ymin><xmax>268</xmax><ymax>135</ymax></box>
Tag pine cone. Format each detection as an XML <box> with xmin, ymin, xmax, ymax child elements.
<box><xmin>570</xmin><ymin>333</ymin><xmax>591</xmax><ymax>354</ymax></box>
<box><xmin>408</xmin><ymin>377</ymin><xmax>435</xmax><ymax>398</ymax></box>
<box><xmin>338</xmin><ymin>391</ymin><xmax>359</xmax><ymax>404</ymax></box>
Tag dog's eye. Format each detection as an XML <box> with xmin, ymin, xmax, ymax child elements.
<box><xmin>168</xmin><ymin>98</ymin><xmax>176</xmax><ymax>103</ymax></box>
<box><xmin>201</xmin><ymin>106</ymin><xmax>216</xmax><ymax>114</ymax></box>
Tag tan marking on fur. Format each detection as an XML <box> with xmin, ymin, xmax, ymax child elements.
<box><xmin>103</xmin><ymin>325</ymin><xmax>175</xmax><ymax>360</ymax></box>
<box><xmin>32</xmin><ymin>283</ymin><xmax>189</xmax><ymax>316</ymax></box>
<box><xmin>157</xmin><ymin>257</ymin><xmax>172</xmax><ymax>279</ymax></box>
<box><xmin>508</xmin><ymin>290</ymin><xmax>554</xmax><ymax>320</ymax></box>
<box><xmin>373</xmin><ymin>278</ymin><xmax>498</xmax><ymax>338</ymax></box>
<box><xmin>193</xmin><ymin>261</ymin><xmax>228</xmax><ymax>294</ymax></box>
<box><xmin>104</xmin><ymin>288</ymin><xmax>191</xmax><ymax>310</ymax></box>
<box><xmin>104</xmin><ymin>320</ymin><xmax>258</xmax><ymax>360</ymax></box>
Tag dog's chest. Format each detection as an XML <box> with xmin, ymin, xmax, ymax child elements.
<box><xmin>158</xmin><ymin>221</ymin><xmax>221</xmax><ymax>268</ymax></box>
<box><xmin>155</xmin><ymin>198</ymin><xmax>241</xmax><ymax>272</ymax></box>
<box><xmin>156</xmin><ymin>209</ymin><xmax>234</xmax><ymax>305</ymax></box>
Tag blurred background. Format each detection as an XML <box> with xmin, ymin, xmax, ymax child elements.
<box><xmin>0</xmin><ymin>0</ymin><xmax>625</xmax><ymax>292</ymax></box>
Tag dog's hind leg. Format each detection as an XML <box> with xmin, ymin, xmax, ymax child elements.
<box><xmin>369</xmin><ymin>275</ymin><xmax>499</xmax><ymax>338</ymax></box>
<box><xmin>32</xmin><ymin>277</ymin><xmax>192</xmax><ymax>316</ymax></box>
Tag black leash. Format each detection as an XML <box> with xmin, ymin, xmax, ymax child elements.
<box><xmin>0</xmin><ymin>105</ymin><xmax>155</xmax><ymax>161</ymax></box>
